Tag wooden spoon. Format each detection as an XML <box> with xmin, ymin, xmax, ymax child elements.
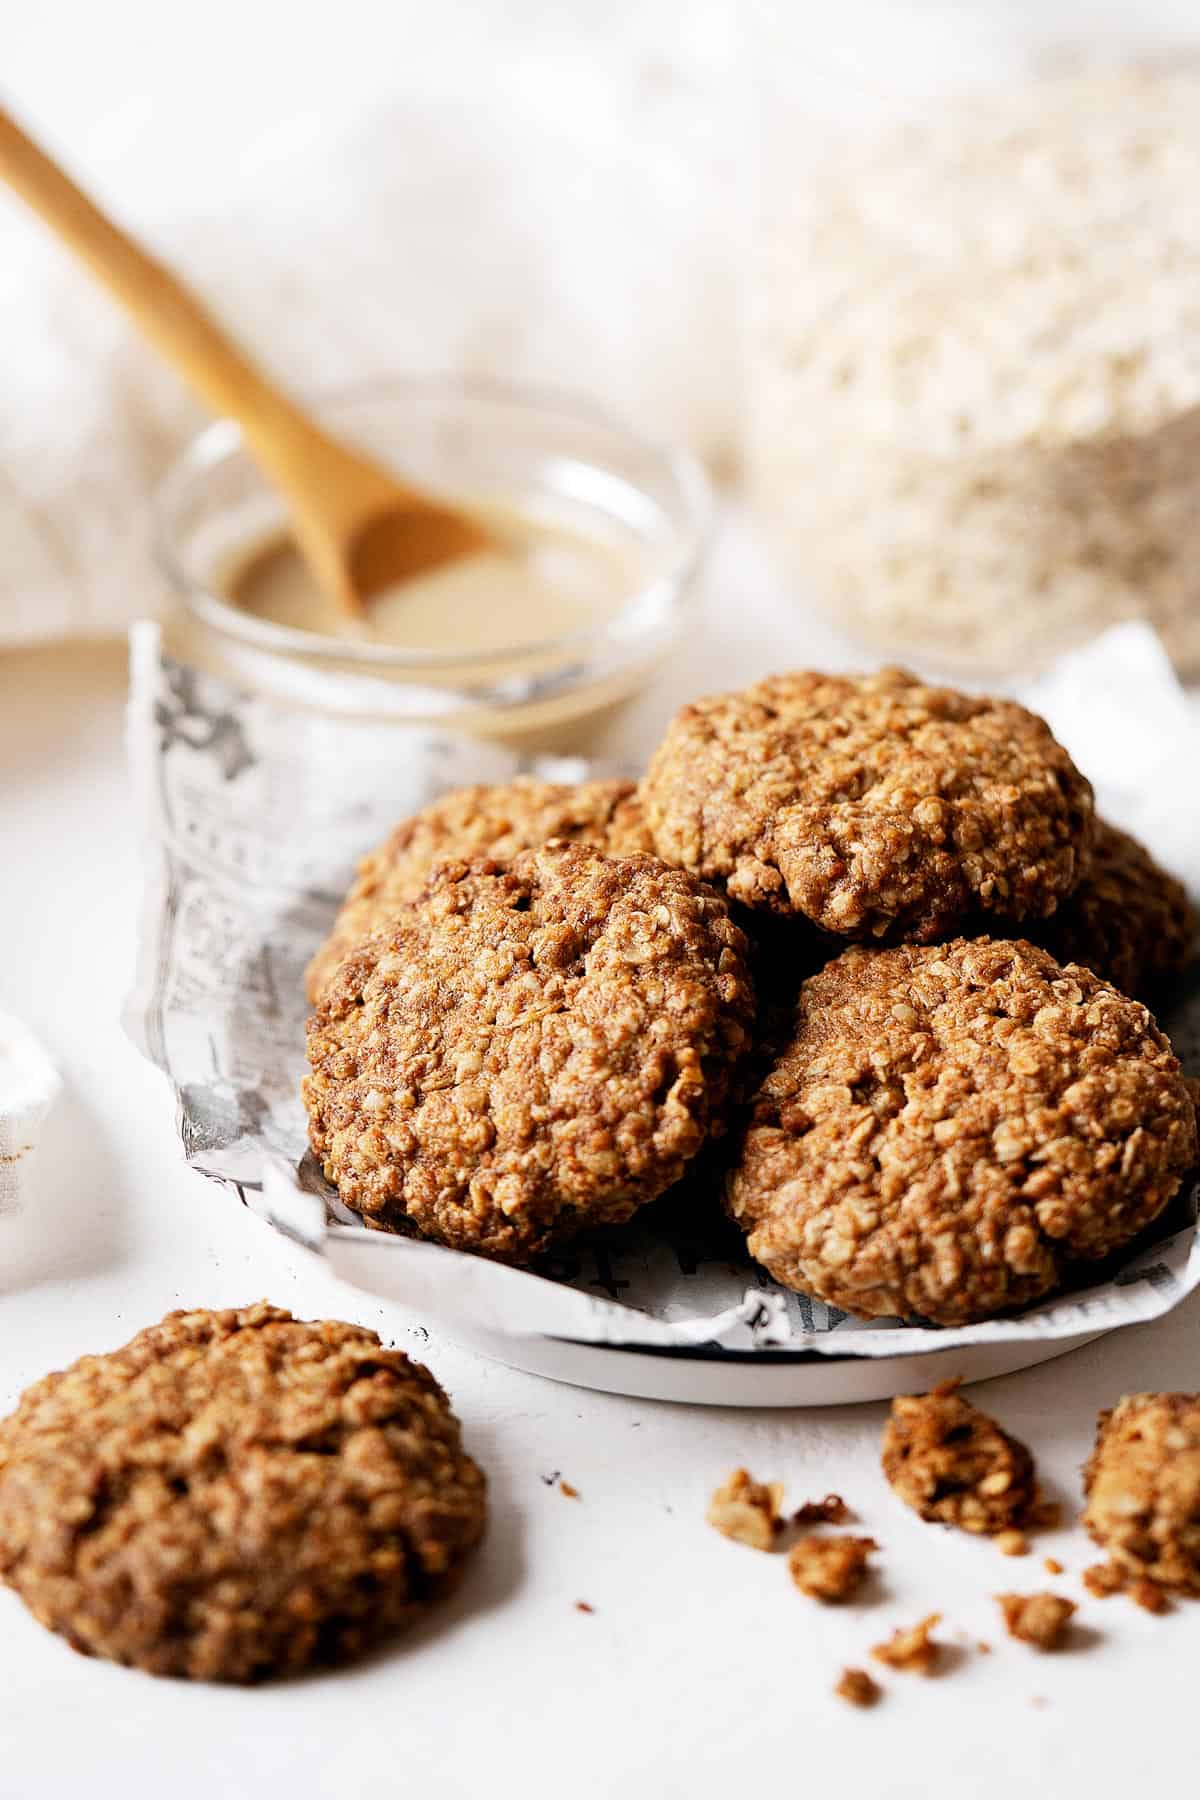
<box><xmin>0</xmin><ymin>107</ymin><xmax>491</xmax><ymax>618</ymax></box>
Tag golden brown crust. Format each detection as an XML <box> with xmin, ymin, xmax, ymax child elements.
<box><xmin>1021</xmin><ymin>820</ymin><xmax>1197</xmax><ymax>1002</ymax></box>
<box><xmin>788</xmin><ymin>1534</ymin><xmax>877</xmax><ymax>1601</ymax></box>
<box><xmin>995</xmin><ymin>1591</ymin><xmax>1076</xmax><ymax>1650</ymax></box>
<box><xmin>307</xmin><ymin>778</ymin><xmax>653</xmax><ymax>1003</ymax></box>
<box><xmin>882</xmin><ymin>1381</ymin><xmax>1037</xmax><ymax>1533</ymax></box>
<box><xmin>1082</xmin><ymin>1392</ymin><xmax>1200</xmax><ymax>1593</ymax></box>
<box><xmin>305</xmin><ymin>843</ymin><xmax>755</xmax><ymax>1261</ymax></box>
<box><xmin>0</xmin><ymin>1303</ymin><xmax>486</xmax><ymax>1682</ymax></box>
<box><xmin>726</xmin><ymin>938</ymin><xmax>1196</xmax><ymax>1325</ymax></box>
<box><xmin>640</xmin><ymin>668</ymin><xmax>1094</xmax><ymax>938</ymax></box>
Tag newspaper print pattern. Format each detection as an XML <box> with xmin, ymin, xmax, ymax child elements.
<box><xmin>124</xmin><ymin>623</ymin><xmax>1200</xmax><ymax>1355</ymax></box>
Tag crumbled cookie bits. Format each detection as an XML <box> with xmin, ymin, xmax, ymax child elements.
<box><xmin>882</xmin><ymin>1381</ymin><xmax>1038</xmax><ymax>1535</ymax></box>
<box><xmin>996</xmin><ymin>1592</ymin><xmax>1077</xmax><ymax>1651</ymax></box>
<box><xmin>996</xmin><ymin>1530</ymin><xmax>1030</xmax><ymax>1558</ymax></box>
<box><xmin>871</xmin><ymin>1614</ymin><xmax>943</xmax><ymax>1675</ymax></box>
<box><xmin>707</xmin><ymin>1469</ymin><xmax>784</xmax><ymax>1551</ymax></box>
<box><xmin>788</xmin><ymin>1535</ymin><xmax>877</xmax><ymax>1603</ymax></box>
<box><xmin>794</xmin><ymin>1493</ymin><xmax>851</xmax><ymax>1526</ymax></box>
<box><xmin>835</xmin><ymin>1667</ymin><xmax>882</xmax><ymax>1708</ymax></box>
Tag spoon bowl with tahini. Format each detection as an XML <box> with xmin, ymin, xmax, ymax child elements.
<box><xmin>0</xmin><ymin>106</ymin><xmax>491</xmax><ymax>620</ymax></box>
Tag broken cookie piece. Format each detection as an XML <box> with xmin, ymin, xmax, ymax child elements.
<box><xmin>793</xmin><ymin>1493</ymin><xmax>852</xmax><ymax>1526</ymax></box>
<box><xmin>835</xmin><ymin>1667</ymin><xmax>882</xmax><ymax>1708</ymax></box>
<box><xmin>707</xmin><ymin>1468</ymin><xmax>784</xmax><ymax>1551</ymax></box>
<box><xmin>996</xmin><ymin>1592</ymin><xmax>1077</xmax><ymax>1650</ymax></box>
<box><xmin>1082</xmin><ymin>1560</ymin><xmax>1171</xmax><ymax>1613</ymax></box>
<box><xmin>788</xmin><ymin>1534</ymin><xmax>877</xmax><ymax>1602</ymax></box>
<box><xmin>1082</xmin><ymin>1561</ymin><xmax>1127</xmax><ymax>1599</ymax></box>
<box><xmin>1083</xmin><ymin>1393</ymin><xmax>1200</xmax><ymax>1595</ymax></box>
<box><xmin>882</xmin><ymin>1381</ymin><xmax>1037</xmax><ymax>1535</ymax></box>
<box><xmin>871</xmin><ymin>1613</ymin><xmax>942</xmax><ymax>1675</ymax></box>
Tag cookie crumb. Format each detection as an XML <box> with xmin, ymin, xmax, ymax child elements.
<box><xmin>1131</xmin><ymin>1579</ymin><xmax>1170</xmax><ymax>1615</ymax></box>
<box><xmin>835</xmin><ymin>1667</ymin><xmax>882</xmax><ymax>1708</ymax></box>
<box><xmin>575</xmin><ymin>1601</ymin><xmax>595</xmax><ymax>1614</ymax></box>
<box><xmin>788</xmin><ymin>1534</ymin><xmax>877</xmax><ymax>1602</ymax></box>
<box><xmin>977</xmin><ymin>1640</ymin><xmax>992</xmax><ymax>1655</ymax></box>
<box><xmin>1083</xmin><ymin>1560</ymin><xmax>1127</xmax><ymax>1599</ymax></box>
<box><xmin>996</xmin><ymin>1592</ymin><xmax>1077</xmax><ymax>1650</ymax></box>
<box><xmin>707</xmin><ymin>1468</ymin><xmax>784</xmax><ymax>1551</ymax></box>
<box><xmin>871</xmin><ymin>1613</ymin><xmax>943</xmax><ymax>1675</ymax></box>
<box><xmin>793</xmin><ymin>1493</ymin><xmax>852</xmax><ymax>1526</ymax></box>
<box><xmin>881</xmin><ymin>1382</ymin><xmax>1037</xmax><ymax>1535</ymax></box>
<box><xmin>996</xmin><ymin>1529</ymin><xmax>1030</xmax><ymax>1557</ymax></box>
<box><xmin>560</xmin><ymin>1480</ymin><xmax>580</xmax><ymax>1499</ymax></box>
<box><xmin>1043</xmin><ymin>1557</ymin><xmax>1064</xmax><ymax>1575</ymax></box>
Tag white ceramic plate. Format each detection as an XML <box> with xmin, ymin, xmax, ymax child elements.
<box><xmin>440</xmin><ymin>1319</ymin><xmax>1105</xmax><ymax>1407</ymax></box>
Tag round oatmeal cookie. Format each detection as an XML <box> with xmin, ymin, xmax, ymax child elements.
<box><xmin>639</xmin><ymin>668</ymin><xmax>1094</xmax><ymax>938</ymax></box>
<box><xmin>1024</xmin><ymin>820</ymin><xmax>1197</xmax><ymax>1003</ymax></box>
<box><xmin>0</xmin><ymin>1303</ymin><xmax>486</xmax><ymax>1682</ymax></box>
<box><xmin>1083</xmin><ymin>1392</ymin><xmax>1200</xmax><ymax>1593</ymax></box>
<box><xmin>304</xmin><ymin>842</ymin><xmax>755</xmax><ymax>1260</ymax></box>
<box><xmin>307</xmin><ymin>777</ymin><xmax>652</xmax><ymax>1002</ymax></box>
<box><xmin>725</xmin><ymin>937</ymin><xmax>1196</xmax><ymax>1326</ymax></box>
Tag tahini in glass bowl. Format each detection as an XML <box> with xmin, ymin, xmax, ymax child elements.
<box><xmin>155</xmin><ymin>375</ymin><xmax>711</xmax><ymax>746</ymax></box>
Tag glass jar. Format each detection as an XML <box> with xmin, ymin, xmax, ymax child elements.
<box><xmin>744</xmin><ymin>2</ymin><xmax>1200</xmax><ymax>677</ymax></box>
<box><xmin>155</xmin><ymin>376</ymin><xmax>710</xmax><ymax>749</ymax></box>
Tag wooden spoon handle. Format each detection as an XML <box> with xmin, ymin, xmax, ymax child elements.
<box><xmin>0</xmin><ymin>107</ymin><xmax>336</xmax><ymax>486</ymax></box>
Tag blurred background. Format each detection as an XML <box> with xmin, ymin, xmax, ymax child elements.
<box><xmin>6</xmin><ymin>0</ymin><xmax>1200</xmax><ymax>676</ymax></box>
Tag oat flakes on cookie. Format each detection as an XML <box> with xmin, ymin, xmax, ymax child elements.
<box><xmin>640</xmin><ymin>669</ymin><xmax>1094</xmax><ymax>939</ymax></box>
<box><xmin>882</xmin><ymin>1381</ymin><xmax>1037</xmax><ymax>1534</ymax></box>
<box><xmin>0</xmin><ymin>1303</ymin><xmax>486</xmax><ymax>1682</ymax></box>
<box><xmin>1083</xmin><ymin>1393</ymin><xmax>1200</xmax><ymax>1595</ymax></box>
<box><xmin>1022</xmin><ymin>820</ymin><xmax>1197</xmax><ymax>1003</ymax></box>
<box><xmin>725</xmin><ymin>937</ymin><xmax>1196</xmax><ymax>1325</ymax></box>
<box><xmin>307</xmin><ymin>777</ymin><xmax>652</xmax><ymax>1002</ymax></box>
<box><xmin>305</xmin><ymin>842</ymin><xmax>754</xmax><ymax>1261</ymax></box>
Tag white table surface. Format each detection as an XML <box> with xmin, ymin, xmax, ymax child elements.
<box><xmin>2</xmin><ymin>524</ymin><xmax>1199</xmax><ymax>1800</ymax></box>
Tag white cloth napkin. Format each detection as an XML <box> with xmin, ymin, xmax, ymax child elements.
<box><xmin>0</xmin><ymin>1015</ymin><xmax>61</xmax><ymax>1222</ymax></box>
<box><xmin>1020</xmin><ymin>621</ymin><xmax>1200</xmax><ymax>892</ymax></box>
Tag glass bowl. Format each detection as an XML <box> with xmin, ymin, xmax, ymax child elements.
<box><xmin>154</xmin><ymin>376</ymin><xmax>711</xmax><ymax>744</ymax></box>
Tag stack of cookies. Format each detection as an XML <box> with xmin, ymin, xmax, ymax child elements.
<box><xmin>303</xmin><ymin>667</ymin><xmax>1198</xmax><ymax>1327</ymax></box>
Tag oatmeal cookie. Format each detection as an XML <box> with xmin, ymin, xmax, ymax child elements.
<box><xmin>1023</xmin><ymin>820</ymin><xmax>1197</xmax><ymax>1003</ymax></box>
<box><xmin>307</xmin><ymin>777</ymin><xmax>651</xmax><ymax>1002</ymax></box>
<box><xmin>882</xmin><ymin>1382</ymin><xmax>1037</xmax><ymax>1534</ymax></box>
<box><xmin>305</xmin><ymin>842</ymin><xmax>754</xmax><ymax>1261</ymax></box>
<box><xmin>640</xmin><ymin>669</ymin><xmax>1093</xmax><ymax>938</ymax></box>
<box><xmin>0</xmin><ymin>1303</ymin><xmax>486</xmax><ymax>1682</ymax></box>
<box><xmin>1083</xmin><ymin>1393</ymin><xmax>1200</xmax><ymax>1593</ymax></box>
<box><xmin>726</xmin><ymin>938</ymin><xmax>1196</xmax><ymax>1325</ymax></box>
